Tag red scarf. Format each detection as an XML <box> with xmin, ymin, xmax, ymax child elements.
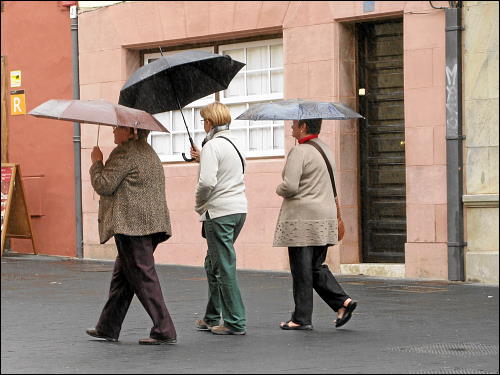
<box><xmin>298</xmin><ymin>134</ymin><xmax>319</xmax><ymax>144</ymax></box>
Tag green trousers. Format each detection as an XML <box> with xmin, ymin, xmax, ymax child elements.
<box><xmin>203</xmin><ymin>213</ymin><xmax>246</xmax><ymax>332</ymax></box>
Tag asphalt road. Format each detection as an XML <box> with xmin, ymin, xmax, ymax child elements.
<box><xmin>1</xmin><ymin>254</ymin><xmax>498</xmax><ymax>374</ymax></box>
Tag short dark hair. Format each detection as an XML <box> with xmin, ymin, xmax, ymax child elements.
<box><xmin>299</xmin><ymin>119</ymin><xmax>322</xmax><ymax>135</ymax></box>
<box><xmin>137</xmin><ymin>128</ymin><xmax>150</xmax><ymax>140</ymax></box>
<box><xmin>126</xmin><ymin>127</ymin><xmax>150</xmax><ymax>140</ymax></box>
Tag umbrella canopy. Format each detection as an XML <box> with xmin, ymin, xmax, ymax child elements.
<box><xmin>28</xmin><ymin>99</ymin><xmax>169</xmax><ymax>132</ymax></box>
<box><xmin>235</xmin><ymin>99</ymin><xmax>364</xmax><ymax>121</ymax></box>
<box><xmin>118</xmin><ymin>50</ymin><xmax>245</xmax><ymax>114</ymax></box>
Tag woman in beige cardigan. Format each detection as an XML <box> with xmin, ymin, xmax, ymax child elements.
<box><xmin>274</xmin><ymin>118</ymin><xmax>357</xmax><ymax>330</ymax></box>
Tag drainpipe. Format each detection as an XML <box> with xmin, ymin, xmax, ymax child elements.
<box><xmin>70</xmin><ymin>4</ymin><xmax>83</xmax><ymax>259</ymax></box>
<box><xmin>444</xmin><ymin>2</ymin><xmax>465</xmax><ymax>281</ymax></box>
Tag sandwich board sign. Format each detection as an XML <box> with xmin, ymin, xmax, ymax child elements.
<box><xmin>1</xmin><ymin>163</ymin><xmax>36</xmax><ymax>255</ymax></box>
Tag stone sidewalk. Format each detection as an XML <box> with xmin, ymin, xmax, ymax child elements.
<box><xmin>1</xmin><ymin>254</ymin><xmax>498</xmax><ymax>374</ymax></box>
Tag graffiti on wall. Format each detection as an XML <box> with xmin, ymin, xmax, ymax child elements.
<box><xmin>446</xmin><ymin>62</ymin><xmax>458</xmax><ymax>132</ymax></box>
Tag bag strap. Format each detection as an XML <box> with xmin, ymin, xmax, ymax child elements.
<box><xmin>218</xmin><ymin>136</ymin><xmax>245</xmax><ymax>174</ymax></box>
<box><xmin>305</xmin><ymin>140</ymin><xmax>337</xmax><ymax>198</ymax></box>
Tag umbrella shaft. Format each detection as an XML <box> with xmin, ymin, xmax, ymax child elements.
<box><xmin>176</xmin><ymin>98</ymin><xmax>194</xmax><ymax>147</ymax></box>
<box><xmin>163</xmin><ymin>64</ymin><xmax>194</xmax><ymax>146</ymax></box>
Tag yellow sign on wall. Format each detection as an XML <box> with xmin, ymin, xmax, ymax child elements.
<box><xmin>10</xmin><ymin>70</ymin><xmax>21</xmax><ymax>88</ymax></box>
<box><xmin>10</xmin><ymin>91</ymin><xmax>26</xmax><ymax>115</ymax></box>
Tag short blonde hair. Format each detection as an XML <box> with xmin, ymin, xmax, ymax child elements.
<box><xmin>200</xmin><ymin>102</ymin><xmax>231</xmax><ymax>126</ymax></box>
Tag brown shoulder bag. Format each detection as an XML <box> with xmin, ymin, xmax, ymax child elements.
<box><xmin>305</xmin><ymin>141</ymin><xmax>345</xmax><ymax>241</ymax></box>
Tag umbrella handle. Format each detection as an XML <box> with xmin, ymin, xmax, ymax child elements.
<box><xmin>182</xmin><ymin>152</ymin><xmax>195</xmax><ymax>162</ymax></box>
<box><xmin>182</xmin><ymin>136</ymin><xmax>196</xmax><ymax>162</ymax></box>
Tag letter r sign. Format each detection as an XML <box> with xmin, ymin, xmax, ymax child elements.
<box><xmin>10</xmin><ymin>93</ymin><xmax>26</xmax><ymax>115</ymax></box>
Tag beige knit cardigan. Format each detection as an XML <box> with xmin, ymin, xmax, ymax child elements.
<box><xmin>273</xmin><ymin>138</ymin><xmax>338</xmax><ymax>247</ymax></box>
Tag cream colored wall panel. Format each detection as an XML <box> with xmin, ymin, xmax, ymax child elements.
<box><xmin>464</xmin><ymin>52</ymin><xmax>494</xmax><ymax>100</ymax></box>
<box><xmin>463</xmin><ymin>2</ymin><xmax>499</xmax><ymax>54</ymax></box>
<box><xmin>466</xmin><ymin>207</ymin><xmax>499</xmax><ymax>252</ymax></box>
<box><xmin>489</xmin><ymin>147</ymin><xmax>499</xmax><ymax>193</ymax></box>
<box><xmin>464</xmin><ymin>99</ymin><xmax>498</xmax><ymax>147</ymax></box>
<box><xmin>466</xmin><ymin>147</ymin><xmax>491</xmax><ymax>194</ymax></box>
<box><xmin>466</xmin><ymin>251</ymin><xmax>499</xmax><ymax>283</ymax></box>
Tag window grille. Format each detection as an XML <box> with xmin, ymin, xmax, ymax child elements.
<box><xmin>144</xmin><ymin>39</ymin><xmax>284</xmax><ymax>162</ymax></box>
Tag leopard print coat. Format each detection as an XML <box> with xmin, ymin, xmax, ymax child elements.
<box><xmin>90</xmin><ymin>139</ymin><xmax>171</xmax><ymax>244</ymax></box>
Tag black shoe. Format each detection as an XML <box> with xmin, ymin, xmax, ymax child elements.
<box><xmin>280</xmin><ymin>320</ymin><xmax>313</xmax><ymax>330</ymax></box>
<box><xmin>139</xmin><ymin>337</ymin><xmax>177</xmax><ymax>345</ymax></box>
<box><xmin>335</xmin><ymin>301</ymin><xmax>357</xmax><ymax>328</ymax></box>
<box><xmin>86</xmin><ymin>328</ymin><xmax>118</xmax><ymax>342</ymax></box>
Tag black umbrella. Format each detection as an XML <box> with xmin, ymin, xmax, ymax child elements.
<box><xmin>119</xmin><ymin>49</ymin><xmax>245</xmax><ymax>161</ymax></box>
<box><xmin>235</xmin><ymin>99</ymin><xmax>364</xmax><ymax>121</ymax></box>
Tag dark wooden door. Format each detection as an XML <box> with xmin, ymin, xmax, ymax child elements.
<box><xmin>357</xmin><ymin>19</ymin><xmax>406</xmax><ymax>263</ymax></box>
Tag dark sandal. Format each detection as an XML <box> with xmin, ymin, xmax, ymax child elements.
<box><xmin>335</xmin><ymin>300</ymin><xmax>357</xmax><ymax>328</ymax></box>
<box><xmin>280</xmin><ymin>320</ymin><xmax>313</xmax><ymax>330</ymax></box>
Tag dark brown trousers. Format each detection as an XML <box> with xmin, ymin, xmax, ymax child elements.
<box><xmin>95</xmin><ymin>233</ymin><xmax>176</xmax><ymax>340</ymax></box>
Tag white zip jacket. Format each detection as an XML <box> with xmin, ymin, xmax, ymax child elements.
<box><xmin>195</xmin><ymin>130</ymin><xmax>247</xmax><ymax>221</ymax></box>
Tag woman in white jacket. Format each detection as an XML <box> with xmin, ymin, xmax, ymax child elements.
<box><xmin>190</xmin><ymin>102</ymin><xmax>248</xmax><ymax>335</ymax></box>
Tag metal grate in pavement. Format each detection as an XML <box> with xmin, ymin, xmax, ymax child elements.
<box><xmin>1</xmin><ymin>272</ymin><xmax>55</xmax><ymax>280</ymax></box>
<box><xmin>379</xmin><ymin>285</ymin><xmax>447</xmax><ymax>293</ymax></box>
<box><xmin>412</xmin><ymin>368</ymin><xmax>499</xmax><ymax>374</ymax></box>
<box><xmin>390</xmin><ymin>342</ymin><xmax>498</xmax><ymax>357</ymax></box>
<box><xmin>80</xmin><ymin>267</ymin><xmax>113</xmax><ymax>272</ymax></box>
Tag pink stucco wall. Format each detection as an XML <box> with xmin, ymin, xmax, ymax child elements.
<box><xmin>1</xmin><ymin>1</ymin><xmax>76</xmax><ymax>257</ymax></box>
<box><xmin>78</xmin><ymin>1</ymin><xmax>449</xmax><ymax>279</ymax></box>
<box><xmin>402</xmin><ymin>6</ymin><xmax>448</xmax><ymax>279</ymax></box>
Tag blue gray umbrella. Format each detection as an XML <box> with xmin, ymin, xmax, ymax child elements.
<box><xmin>235</xmin><ymin>99</ymin><xmax>363</xmax><ymax>121</ymax></box>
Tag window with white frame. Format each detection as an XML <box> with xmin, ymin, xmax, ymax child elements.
<box><xmin>145</xmin><ymin>39</ymin><xmax>284</xmax><ymax>162</ymax></box>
